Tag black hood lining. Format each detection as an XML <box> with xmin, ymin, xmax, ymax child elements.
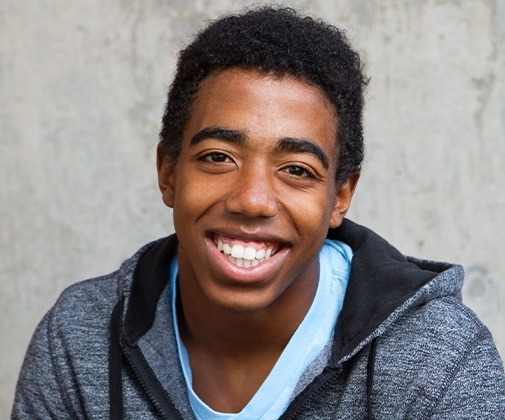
<box><xmin>328</xmin><ymin>219</ymin><xmax>437</xmax><ymax>361</ymax></box>
<box><xmin>124</xmin><ymin>235</ymin><xmax>178</xmax><ymax>344</ymax></box>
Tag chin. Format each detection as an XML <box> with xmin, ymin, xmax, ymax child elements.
<box><xmin>206</xmin><ymin>287</ymin><xmax>280</xmax><ymax>314</ymax></box>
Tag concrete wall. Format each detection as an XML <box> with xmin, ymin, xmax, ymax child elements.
<box><xmin>1</xmin><ymin>0</ymin><xmax>503</xmax><ymax>415</ymax></box>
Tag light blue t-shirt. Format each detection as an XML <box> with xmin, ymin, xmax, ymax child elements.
<box><xmin>170</xmin><ymin>239</ymin><xmax>352</xmax><ymax>419</ymax></box>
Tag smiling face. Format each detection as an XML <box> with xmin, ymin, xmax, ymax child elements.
<box><xmin>158</xmin><ymin>68</ymin><xmax>358</xmax><ymax>314</ymax></box>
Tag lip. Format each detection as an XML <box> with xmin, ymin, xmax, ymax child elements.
<box><xmin>205</xmin><ymin>234</ymin><xmax>290</xmax><ymax>285</ymax></box>
<box><xmin>207</xmin><ymin>227</ymin><xmax>289</xmax><ymax>245</ymax></box>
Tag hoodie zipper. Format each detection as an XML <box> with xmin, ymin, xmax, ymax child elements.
<box><xmin>121</xmin><ymin>341</ymin><xmax>185</xmax><ymax>419</ymax></box>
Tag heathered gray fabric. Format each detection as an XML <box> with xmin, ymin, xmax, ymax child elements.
<box><xmin>290</xmin><ymin>340</ymin><xmax>333</xmax><ymax>402</ymax></box>
<box><xmin>12</xmin><ymin>236</ymin><xmax>505</xmax><ymax>418</ymax></box>
<box><xmin>135</xmin><ymin>281</ymin><xmax>333</xmax><ymax>418</ymax></box>
<box><xmin>137</xmin><ymin>284</ymin><xmax>196</xmax><ymax>420</ymax></box>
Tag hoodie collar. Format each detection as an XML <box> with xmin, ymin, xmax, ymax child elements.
<box><xmin>328</xmin><ymin>219</ymin><xmax>440</xmax><ymax>362</ymax></box>
<box><xmin>122</xmin><ymin>219</ymin><xmax>441</xmax><ymax>357</ymax></box>
<box><xmin>123</xmin><ymin>235</ymin><xmax>178</xmax><ymax>345</ymax></box>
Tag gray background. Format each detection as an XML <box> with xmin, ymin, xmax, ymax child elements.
<box><xmin>1</xmin><ymin>0</ymin><xmax>504</xmax><ymax>416</ymax></box>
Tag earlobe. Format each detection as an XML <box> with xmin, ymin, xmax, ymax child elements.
<box><xmin>329</xmin><ymin>173</ymin><xmax>360</xmax><ymax>228</ymax></box>
<box><xmin>156</xmin><ymin>143</ymin><xmax>176</xmax><ymax>208</ymax></box>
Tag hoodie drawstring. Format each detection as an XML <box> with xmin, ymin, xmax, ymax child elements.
<box><xmin>109</xmin><ymin>297</ymin><xmax>124</xmax><ymax>420</ymax></box>
<box><xmin>366</xmin><ymin>338</ymin><xmax>378</xmax><ymax>419</ymax></box>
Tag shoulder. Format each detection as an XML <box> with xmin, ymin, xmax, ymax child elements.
<box><xmin>51</xmin><ymin>272</ymin><xmax>121</xmax><ymax>325</ymax></box>
<box><xmin>405</xmin><ymin>294</ymin><xmax>487</xmax><ymax>343</ymax></box>
<box><xmin>380</xmin><ymin>258</ymin><xmax>486</xmax><ymax>354</ymax></box>
<box><xmin>372</xmin><ymin>294</ymin><xmax>505</xmax><ymax>417</ymax></box>
<box><xmin>378</xmin><ymin>293</ymin><xmax>496</xmax><ymax>374</ymax></box>
<box><xmin>13</xmin><ymin>239</ymin><xmax>169</xmax><ymax>417</ymax></box>
<box><xmin>47</xmin><ymin>237</ymin><xmax>163</xmax><ymax>333</ymax></box>
<box><xmin>12</xmin><ymin>273</ymin><xmax>122</xmax><ymax>417</ymax></box>
<box><xmin>45</xmin><ymin>271</ymin><xmax>122</xmax><ymax>366</ymax></box>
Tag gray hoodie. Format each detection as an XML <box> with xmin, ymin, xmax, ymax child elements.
<box><xmin>12</xmin><ymin>219</ymin><xmax>505</xmax><ymax>418</ymax></box>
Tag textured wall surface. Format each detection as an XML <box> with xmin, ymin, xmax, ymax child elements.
<box><xmin>1</xmin><ymin>0</ymin><xmax>504</xmax><ymax>415</ymax></box>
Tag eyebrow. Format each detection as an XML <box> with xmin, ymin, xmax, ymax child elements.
<box><xmin>190</xmin><ymin>127</ymin><xmax>246</xmax><ymax>146</ymax></box>
<box><xmin>190</xmin><ymin>127</ymin><xmax>329</xmax><ymax>169</ymax></box>
<box><xmin>274</xmin><ymin>137</ymin><xmax>329</xmax><ymax>169</ymax></box>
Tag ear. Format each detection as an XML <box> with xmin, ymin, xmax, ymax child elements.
<box><xmin>329</xmin><ymin>173</ymin><xmax>360</xmax><ymax>228</ymax></box>
<box><xmin>156</xmin><ymin>143</ymin><xmax>176</xmax><ymax>208</ymax></box>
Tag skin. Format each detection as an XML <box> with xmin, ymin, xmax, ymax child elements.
<box><xmin>157</xmin><ymin>68</ymin><xmax>359</xmax><ymax>413</ymax></box>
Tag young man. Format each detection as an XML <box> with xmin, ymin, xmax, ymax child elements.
<box><xmin>13</xmin><ymin>7</ymin><xmax>505</xmax><ymax>419</ymax></box>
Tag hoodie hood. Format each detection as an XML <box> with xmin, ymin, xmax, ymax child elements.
<box><xmin>328</xmin><ymin>219</ymin><xmax>443</xmax><ymax>362</ymax></box>
<box><xmin>121</xmin><ymin>219</ymin><xmax>458</xmax><ymax>360</ymax></box>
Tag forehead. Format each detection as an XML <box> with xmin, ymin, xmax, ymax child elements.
<box><xmin>184</xmin><ymin>68</ymin><xmax>338</xmax><ymax>154</ymax></box>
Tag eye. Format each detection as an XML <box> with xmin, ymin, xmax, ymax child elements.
<box><xmin>201</xmin><ymin>152</ymin><xmax>234</xmax><ymax>164</ymax></box>
<box><xmin>283</xmin><ymin>165</ymin><xmax>315</xmax><ymax>179</ymax></box>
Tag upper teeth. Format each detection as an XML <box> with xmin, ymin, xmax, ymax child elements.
<box><xmin>217</xmin><ymin>240</ymin><xmax>274</xmax><ymax>261</ymax></box>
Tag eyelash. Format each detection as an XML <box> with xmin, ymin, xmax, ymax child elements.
<box><xmin>198</xmin><ymin>152</ymin><xmax>317</xmax><ymax>180</ymax></box>
<box><xmin>282</xmin><ymin>164</ymin><xmax>316</xmax><ymax>179</ymax></box>
<box><xmin>200</xmin><ymin>152</ymin><xmax>234</xmax><ymax>164</ymax></box>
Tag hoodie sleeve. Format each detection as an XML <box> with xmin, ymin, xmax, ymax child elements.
<box><xmin>11</xmin><ymin>309</ymin><xmax>73</xmax><ymax>419</ymax></box>
<box><xmin>431</xmin><ymin>328</ymin><xmax>505</xmax><ymax>418</ymax></box>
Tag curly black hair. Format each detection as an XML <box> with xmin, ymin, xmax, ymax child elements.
<box><xmin>159</xmin><ymin>7</ymin><xmax>367</xmax><ymax>184</ymax></box>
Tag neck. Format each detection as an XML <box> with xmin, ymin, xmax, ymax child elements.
<box><xmin>177</xmin><ymin>259</ymin><xmax>319</xmax><ymax>361</ymax></box>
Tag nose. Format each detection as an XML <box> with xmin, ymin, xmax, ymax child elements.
<box><xmin>224</xmin><ymin>165</ymin><xmax>278</xmax><ymax>219</ymax></box>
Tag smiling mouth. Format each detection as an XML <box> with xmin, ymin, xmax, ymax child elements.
<box><xmin>213</xmin><ymin>234</ymin><xmax>282</xmax><ymax>268</ymax></box>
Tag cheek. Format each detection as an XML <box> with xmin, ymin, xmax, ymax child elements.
<box><xmin>284</xmin><ymin>192</ymin><xmax>334</xmax><ymax>234</ymax></box>
<box><xmin>173</xmin><ymin>170</ymin><xmax>226</xmax><ymax>219</ymax></box>
<box><xmin>296</xmin><ymin>185</ymin><xmax>334</xmax><ymax>216</ymax></box>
